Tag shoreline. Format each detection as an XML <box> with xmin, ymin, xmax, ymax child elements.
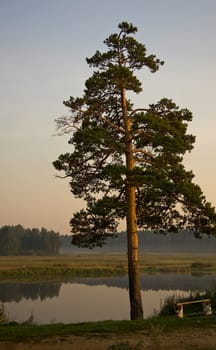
<box><xmin>0</xmin><ymin>253</ymin><xmax>216</xmax><ymax>281</ymax></box>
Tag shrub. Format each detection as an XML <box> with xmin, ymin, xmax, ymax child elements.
<box><xmin>158</xmin><ymin>295</ymin><xmax>177</xmax><ymax>316</ymax></box>
<box><xmin>0</xmin><ymin>304</ymin><xmax>9</xmax><ymax>323</ymax></box>
<box><xmin>191</xmin><ymin>262</ymin><xmax>210</xmax><ymax>270</ymax></box>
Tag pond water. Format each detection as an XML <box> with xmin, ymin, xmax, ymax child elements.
<box><xmin>1</xmin><ymin>273</ymin><xmax>216</xmax><ymax>324</ymax></box>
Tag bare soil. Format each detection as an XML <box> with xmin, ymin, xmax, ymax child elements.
<box><xmin>1</xmin><ymin>326</ymin><xmax>216</xmax><ymax>350</ymax></box>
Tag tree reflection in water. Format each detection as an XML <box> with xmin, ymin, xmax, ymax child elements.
<box><xmin>0</xmin><ymin>282</ymin><xmax>61</xmax><ymax>302</ymax></box>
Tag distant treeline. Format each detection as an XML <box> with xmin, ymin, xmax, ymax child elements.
<box><xmin>2</xmin><ymin>226</ymin><xmax>215</xmax><ymax>256</ymax></box>
<box><xmin>60</xmin><ymin>230</ymin><xmax>216</xmax><ymax>254</ymax></box>
<box><xmin>0</xmin><ymin>225</ymin><xmax>60</xmax><ymax>256</ymax></box>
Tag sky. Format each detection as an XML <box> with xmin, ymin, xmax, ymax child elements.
<box><xmin>0</xmin><ymin>0</ymin><xmax>216</xmax><ymax>235</ymax></box>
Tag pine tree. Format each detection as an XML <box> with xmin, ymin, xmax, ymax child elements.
<box><xmin>53</xmin><ymin>22</ymin><xmax>216</xmax><ymax>320</ymax></box>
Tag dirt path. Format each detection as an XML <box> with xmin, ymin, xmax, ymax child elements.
<box><xmin>1</xmin><ymin>327</ymin><xmax>216</xmax><ymax>350</ymax></box>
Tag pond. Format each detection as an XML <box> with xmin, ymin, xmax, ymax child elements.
<box><xmin>1</xmin><ymin>273</ymin><xmax>216</xmax><ymax>324</ymax></box>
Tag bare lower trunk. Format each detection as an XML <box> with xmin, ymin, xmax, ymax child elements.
<box><xmin>126</xmin><ymin>185</ymin><xmax>144</xmax><ymax>320</ymax></box>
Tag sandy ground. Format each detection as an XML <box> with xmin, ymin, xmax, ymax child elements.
<box><xmin>1</xmin><ymin>327</ymin><xmax>216</xmax><ymax>350</ymax></box>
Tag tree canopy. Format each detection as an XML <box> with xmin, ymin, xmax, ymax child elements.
<box><xmin>54</xmin><ymin>22</ymin><xmax>216</xmax><ymax>245</ymax></box>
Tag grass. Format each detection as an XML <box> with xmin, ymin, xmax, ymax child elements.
<box><xmin>1</xmin><ymin>253</ymin><xmax>216</xmax><ymax>280</ymax></box>
<box><xmin>0</xmin><ymin>255</ymin><xmax>128</xmax><ymax>280</ymax></box>
<box><xmin>107</xmin><ymin>341</ymin><xmax>144</xmax><ymax>349</ymax></box>
<box><xmin>140</xmin><ymin>253</ymin><xmax>216</xmax><ymax>273</ymax></box>
<box><xmin>0</xmin><ymin>316</ymin><xmax>216</xmax><ymax>342</ymax></box>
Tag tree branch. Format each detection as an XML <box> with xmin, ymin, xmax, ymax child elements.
<box><xmin>54</xmin><ymin>116</ymin><xmax>81</xmax><ymax>135</ymax></box>
<box><xmin>133</xmin><ymin>156</ymin><xmax>153</xmax><ymax>165</ymax></box>
<box><xmin>129</xmin><ymin>108</ymin><xmax>149</xmax><ymax>119</ymax></box>
<box><xmin>96</xmin><ymin>112</ymin><xmax>125</xmax><ymax>134</ymax></box>
<box><xmin>132</xmin><ymin>148</ymin><xmax>154</xmax><ymax>159</ymax></box>
<box><xmin>54</xmin><ymin>174</ymin><xmax>71</xmax><ymax>179</ymax></box>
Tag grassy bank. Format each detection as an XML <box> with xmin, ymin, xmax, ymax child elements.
<box><xmin>0</xmin><ymin>255</ymin><xmax>127</xmax><ymax>280</ymax></box>
<box><xmin>1</xmin><ymin>253</ymin><xmax>216</xmax><ymax>280</ymax></box>
<box><xmin>0</xmin><ymin>316</ymin><xmax>216</xmax><ymax>342</ymax></box>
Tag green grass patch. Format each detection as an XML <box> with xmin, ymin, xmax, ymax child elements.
<box><xmin>107</xmin><ymin>341</ymin><xmax>144</xmax><ymax>349</ymax></box>
<box><xmin>0</xmin><ymin>266</ymin><xmax>127</xmax><ymax>281</ymax></box>
<box><xmin>0</xmin><ymin>316</ymin><xmax>216</xmax><ymax>342</ymax></box>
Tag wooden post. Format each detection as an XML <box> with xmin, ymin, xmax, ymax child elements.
<box><xmin>203</xmin><ymin>301</ymin><xmax>212</xmax><ymax>316</ymax></box>
<box><xmin>176</xmin><ymin>303</ymin><xmax>183</xmax><ymax>318</ymax></box>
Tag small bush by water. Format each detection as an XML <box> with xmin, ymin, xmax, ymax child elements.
<box><xmin>191</xmin><ymin>262</ymin><xmax>212</xmax><ymax>270</ymax></box>
<box><xmin>0</xmin><ymin>304</ymin><xmax>8</xmax><ymax>323</ymax></box>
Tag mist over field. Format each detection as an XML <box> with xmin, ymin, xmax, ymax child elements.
<box><xmin>60</xmin><ymin>231</ymin><xmax>216</xmax><ymax>254</ymax></box>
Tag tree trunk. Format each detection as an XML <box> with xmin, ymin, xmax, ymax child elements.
<box><xmin>121</xmin><ymin>86</ymin><xmax>144</xmax><ymax>320</ymax></box>
<box><xmin>126</xmin><ymin>185</ymin><xmax>144</xmax><ymax>320</ymax></box>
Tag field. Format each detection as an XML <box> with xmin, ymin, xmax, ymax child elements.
<box><xmin>0</xmin><ymin>253</ymin><xmax>216</xmax><ymax>280</ymax></box>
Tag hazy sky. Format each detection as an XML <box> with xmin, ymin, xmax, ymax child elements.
<box><xmin>0</xmin><ymin>0</ymin><xmax>216</xmax><ymax>234</ymax></box>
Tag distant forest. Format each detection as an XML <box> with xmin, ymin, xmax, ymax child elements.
<box><xmin>60</xmin><ymin>230</ymin><xmax>216</xmax><ymax>254</ymax></box>
<box><xmin>1</xmin><ymin>226</ymin><xmax>216</xmax><ymax>256</ymax></box>
<box><xmin>0</xmin><ymin>225</ymin><xmax>60</xmax><ymax>256</ymax></box>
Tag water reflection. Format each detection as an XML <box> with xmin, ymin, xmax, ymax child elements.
<box><xmin>72</xmin><ymin>273</ymin><xmax>216</xmax><ymax>291</ymax></box>
<box><xmin>0</xmin><ymin>282</ymin><xmax>61</xmax><ymax>302</ymax></box>
<box><xmin>1</xmin><ymin>273</ymin><xmax>216</xmax><ymax>324</ymax></box>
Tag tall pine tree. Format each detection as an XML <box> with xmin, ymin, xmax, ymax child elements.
<box><xmin>54</xmin><ymin>22</ymin><xmax>216</xmax><ymax>320</ymax></box>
